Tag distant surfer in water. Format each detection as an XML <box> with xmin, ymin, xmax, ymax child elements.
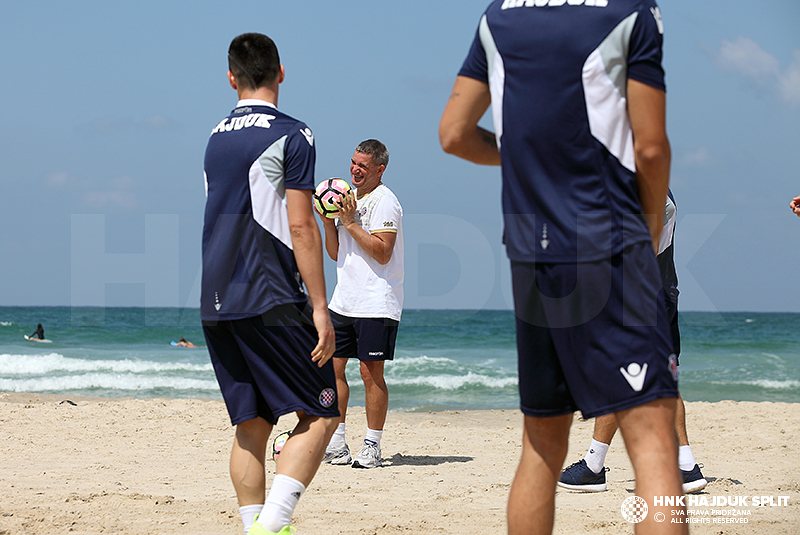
<box><xmin>29</xmin><ymin>323</ymin><xmax>45</xmax><ymax>340</ymax></box>
<box><xmin>175</xmin><ymin>337</ymin><xmax>197</xmax><ymax>348</ymax></box>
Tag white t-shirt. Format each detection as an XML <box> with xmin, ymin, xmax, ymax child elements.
<box><xmin>329</xmin><ymin>184</ymin><xmax>404</xmax><ymax>321</ymax></box>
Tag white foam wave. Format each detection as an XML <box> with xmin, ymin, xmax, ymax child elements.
<box><xmin>386</xmin><ymin>371</ymin><xmax>517</xmax><ymax>390</ymax></box>
<box><xmin>710</xmin><ymin>379</ymin><xmax>800</xmax><ymax>390</ymax></box>
<box><xmin>0</xmin><ymin>374</ymin><xmax>219</xmax><ymax>393</ymax></box>
<box><xmin>0</xmin><ymin>321</ymin><xmax>14</xmax><ymax>326</ymax></box>
<box><xmin>740</xmin><ymin>379</ymin><xmax>800</xmax><ymax>390</ymax></box>
<box><xmin>390</xmin><ymin>355</ymin><xmax>458</xmax><ymax>367</ymax></box>
<box><xmin>0</xmin><ymin>353</ymin><xmax>213</xmax><ymax>375</ymax></box>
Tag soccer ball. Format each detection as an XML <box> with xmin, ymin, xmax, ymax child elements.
<box><xmin>313</xmin><ymin>178</ymin><xmax>351</xmax><ymax>219</ymax></box>
<box><xmin>272</xmin><ymin>430</ymin><xmax>291</xmax><ymax>462</ymax></box>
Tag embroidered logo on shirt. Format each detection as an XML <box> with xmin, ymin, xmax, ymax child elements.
<box><xmin>651</xmin><ymin>6</ymin><xmax>664</xmax><ymax>34</ymax></box>
<box><xmin>300</xmin><ymin>127</ymin><xmax>314</xmax><ymax>146</ymax></box>
<box><xmin>383</xmin><ymin>221</ymin><xmax>394</xmax><ymax>228</ymax></box>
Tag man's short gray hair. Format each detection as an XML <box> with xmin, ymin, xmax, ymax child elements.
<box><xmin>355</xmin><ymin>139</ymin><xmax>389</xmax><ymax>167</ymax></box>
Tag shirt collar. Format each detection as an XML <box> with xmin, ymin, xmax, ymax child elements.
<box><xmin>237</xmin><ymin>99</ymin><xmax>276</xmax><ymax>109</ymax></box>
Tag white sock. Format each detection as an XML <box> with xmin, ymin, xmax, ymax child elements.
<box><xmin>328</xmin><ymin>422</ymin><xmax>347</xmax><ymax>448</ymax></box>
<box><xmin>257</xmin><ymin>474</ymin><xmax>305</xmax><ymax>532</ymax></box>
<box><xmin>584</xmin><ymin>439</ymin><xmax>610</xmax><ymax>474</ymax></box>
<box><xmin>365</xmin><ymin>428</ymin><xmax>383</xmax><ymax>447</ymax></box>
<box><xmin>239</xmin><ymin>504</ymin><xmax>263</xmax><ymax>534</ymax></box>
<box><xmin>678</xmin><ymin>445</ymin><xmax>697</xmax><ymax>472</ymax></box>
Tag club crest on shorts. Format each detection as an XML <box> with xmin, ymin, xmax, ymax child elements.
<box><xmin>319</xmin><ymin>388</ymin><xmax>336</xmax><ymax>408</ymax></box>
<box><xmin>668</xmin><ymin>353</ymin><xmax>679</xmax><ymax>381</ymax></box>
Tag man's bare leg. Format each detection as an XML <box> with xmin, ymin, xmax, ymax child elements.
<box><xmin>508</xmin><ymin>414</ymin><xmax>572</xmax><ymax>535</ymax></box>
<box><xmin>674</xmin><ymin>393</ymin><xmax>689</xmax><ymax>446</ymax></box>
<box><xmin>231</xmin><ymin>417</ymin><xmax>272</xmax><ymax>506</ymax></box>
<box><xmin>278</xmin><ymin>412</ymin><xmax>338</xmax><ymax>485</ymax></box>
<box><xmin>617</xmin><ymin>398</ymin><xmax>687</xmax><ymax>535</ymax></box>
<box><xmin>333</xmin><ymin>357</ymin><xmax>350</xmax><ymax>426</ymax></box>
<box><xmin>360</xmin><ymin>360</ymin><xmax>388</xmax><ymax>431</ymax></box>
<box><xmin>593</xmin><ymin>413</ymin><xmax>619</xmax><ymax>444</ymax></box>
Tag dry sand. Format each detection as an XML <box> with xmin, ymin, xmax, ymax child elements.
<box><xmin>1</xmin><ymin>393</ymin><xmax>798</xmax><ymax>534</ymax></box>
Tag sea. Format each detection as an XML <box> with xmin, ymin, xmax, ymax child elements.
<box><xmin>1</xmin><ymin>307</ymin><xmax>799</xmax><ymax>411</ymax></box>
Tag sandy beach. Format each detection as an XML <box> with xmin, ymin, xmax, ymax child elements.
<box><xmin>0</xmin><ymin>393</ymin><xmax>797</xmax><ymax>534</ymax></box>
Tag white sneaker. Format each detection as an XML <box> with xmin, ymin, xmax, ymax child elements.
<box><xmin>322</xmin><ymin>443</ymin><xmax>351</xmax><ymax>465</ymax></box>
<box><xmin>352</xmin><ymin>440</ymin><xmax>381</xmax><ymax>469</ymax></box>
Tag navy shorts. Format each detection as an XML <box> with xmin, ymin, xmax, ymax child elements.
<box><xmin>512</xmin><ymin>241</ymin><xmax>679</xmax><ymax>419</ymax></box>
<box><xmin>330</xmin><ymin>311</ymin><xmax>399</xmax><ymax>362</ymax></box>
<box><xmin>203</xmin><ymin>303</ymin><xmax>339</xmax><ymax>426</ymax></box>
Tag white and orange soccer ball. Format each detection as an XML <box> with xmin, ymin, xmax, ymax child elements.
<box><xmin>313</xmin><ymin>178</ymin><xmax>351</xmax><ymax>219</ymax></box>
<box><xmin>272</xmin><ymin>430</ymin><xmax>291</xmax><ymax>461</ymax></box>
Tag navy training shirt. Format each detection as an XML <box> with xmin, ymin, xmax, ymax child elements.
<box><xmin>459</xmin><ymin>0</ymin><xmax>666</xmax><ymax>263</ymax></box>
<box><xmin>201</xmin><ymin>100</ymin><xmax>316</xmax><ymax>321</ymax></box>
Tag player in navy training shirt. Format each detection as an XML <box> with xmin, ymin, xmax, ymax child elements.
<box><xmin>202</xmin><ymin>33</ymin><xmax>337</xmax><ymax>535</ymax></box>
<box><xmin>440</xmin><ymin>2</ymin><xmax>686</xmax><ymax>534</ymax></box>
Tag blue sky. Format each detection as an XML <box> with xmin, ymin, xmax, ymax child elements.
<box><xmin>1</xmin><ymin>0</ymin><xmax>799</xmax><ymax>312</ymax></box>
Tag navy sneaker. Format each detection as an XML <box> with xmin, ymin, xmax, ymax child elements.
<box><xmin>681</xmin><ymin>463</ymin><xmax>708</xmax><ymax>494</ymax></box>
<box><xmin>557</xmin><ymin>459</ymin><xmax>608</xmax><ymax>492</ymax></box>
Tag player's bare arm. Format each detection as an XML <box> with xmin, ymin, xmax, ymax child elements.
<box><xmin>286</xmin><ymin>188</ymin><xmax>336</xmax><ymax>365</ymax></box>
<box><xmin>338</xmin><ymin>190</ymin><xmax>397</xmax><ymax>265</ymax></box>
<box><xmin>439</xmin><ymin>75</ymin><xmax>501</xmax><ymax>166</ymax></box>
<box><xmin>320</xmin><ymin>215</ymin><xmax>340</xmax><ymax>261</ymax></box>
<box><xmin>628</xmin><ymin>78</ymin><xmax>671</xmax><ymax>253</ymax></box>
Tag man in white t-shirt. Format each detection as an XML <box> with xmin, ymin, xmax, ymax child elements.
<box><xmin>318</xmin><ymin>139</ymin><xmax>404</xmax><ymax>469</ymax></box>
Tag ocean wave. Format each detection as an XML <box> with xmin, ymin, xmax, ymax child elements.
<box><xmin>739</xmin><ymin>379</ymin><xmax>800</xmax><ymax>390</ymax></box>
<box><xmin>709</xmin><ymin>379</ymin><xmax>800</xmax><ymax>390</ymax></box>
<box><xmin>0</xmin><ymin>353</ymin><xmax>213</xmax><ymax>375</ymax></box>
<box><xmin>0</xmin><ymin>373</ymin><xmax>219</xmax><ymax>393</ymax></box>
<box><xmin>387</xmin><ymin>371</ymin><xmax>517</xmax><ymax>390</ymax></box>
<box><xmin>0</xmin><ymin>321</ymin><xmax>14</xmax><ymax>326</ymax></box>
<box><xmin>390</xmin><ymin>355</ymin><xmax>458</xmax><ymax>367</ymax></box>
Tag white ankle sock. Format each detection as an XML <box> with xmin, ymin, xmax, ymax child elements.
<box><xmin>239</xmin><ymin>504</ymin><xmax>263</xmax><ymax>534</ymax></box>
<box><xmin>257</xmin><ymin>474</ymin><xmax>305</xmax><ymax>532</ymax></box>
<box><xmin>329</xmin><ymin>422</ymin><xmax>347</xmax><ymax>448</ymax></box>
<box><xmin>678</xmin><ymin>445</ymin><xmax>697</xmax><ymax>472</ymax></box>
<box><xmin>584</xmin><ymin>439</ymin><xmax>610</xmax><ymax>474</ymax></box>
<box><xmin>365</xmin><ymin>428</ymin><xmax>383</xmax><ymax>447</ymax></box>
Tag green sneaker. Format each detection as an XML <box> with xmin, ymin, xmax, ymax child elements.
<box><xmin>248</xmin><ymin>516</ymin><xmax>296</xmax><ymax>535</ymax></box>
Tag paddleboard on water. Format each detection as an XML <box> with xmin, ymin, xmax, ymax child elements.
<box><xmin>24</xmin><ymin>335</ymin><xmax>52</xmax><ymax>343</ymax></box>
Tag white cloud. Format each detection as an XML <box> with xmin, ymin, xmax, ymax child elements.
<box><xmin>46</xmin><ymin>171</ymin><xmax>70</xmax><ymax>187</ymax></box>
<box><xmin>680</xmin><ymin>147</ymin><xmax>712</xmax><ymax>167</ymax></box>
<box><xmin>776</xmin><ymin>51</ymin><xmax>800</xmax><ymax>108</ymax></box>
<box><xmin>717</xmin><ymin>37</ymin><xmax>779</xmax><ymax>79</ymax></box>
<box><xmin>716</xmin><ymin>37</ymin><xmax>800</xmax><ymax>108</ymax></box>
<box><xmin>141</xmin><ymin>114</ymin><xmax>174</xmax><ymax>130</ymax></box>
